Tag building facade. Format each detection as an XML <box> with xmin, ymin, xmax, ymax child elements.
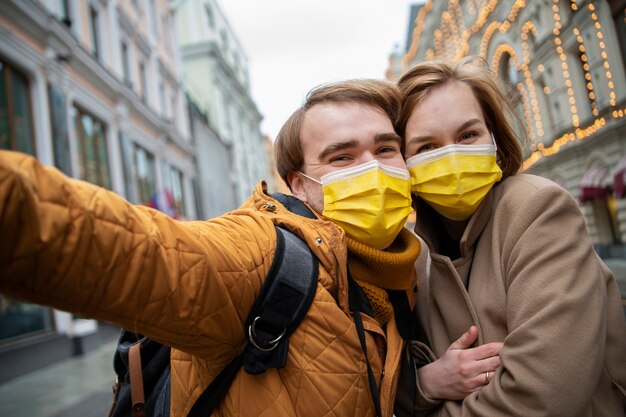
<box><xmin>389</xmin><ymin>0</ymin><xmax>626</xmax><ymax>257</ymax></box>
<box><xmin>173</xmin><ymin>0</ymin><xmax>273</xmax><ymax>205</ymax></box>
<box><xmin>0</xmin><ymin>0</ymin><xmax>198</xmax><ymax>381</ymax></box>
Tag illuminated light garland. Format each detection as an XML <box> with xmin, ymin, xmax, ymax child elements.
<box><xmin>523</xmin><ymin>117</ymin><xmax>607</xmax><ymax>169</ymax></box>
<box><xmin>521</xmin><ymin>21</ymin><xmax>544</xmax><ymax>143</ymax></box>
<box><xmin>492</xmin><ymin>45</ymin><xmax>539</xmax><ymax>148</ymax></box>
<box><xmin>573</xmin><ymin>27</ymin><xmax>599</xmax><ymax>116</ymax></box>
<box><xmin>402</xmin><ymin>0</ymin><xmax>433</xmax><ymax>70</ymax></box>
<box><xmin>587</xmin><ymin>1</ymin><xmax>617</xmax><ymax>107</ymax></box>
<box><xmin>480</xmin><ymin>21</ymin><xmax>501</xmax><ymax>58</ymax></box>
<box><xmin>453</xmin><ymin>1</ymin><xmax>469</xmax><ymax>61</ymax></box>
<box><xmin>552</xmin><ymin>0</ymin><xmax>579</xmax><ymax>127</ymax></box>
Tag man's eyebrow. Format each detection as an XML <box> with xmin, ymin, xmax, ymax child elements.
<box><xmin>317</xmin><ymin>132</ymin><xmax>402</xmax><ymax>162</ymax></box>
<box><xmin>375</xmin><ymin>132</ymin><xmax>402</xmax><ymax>145</ymax></box>
<box><xmin>318</xmin><ymin>140</ymin><xmax>359</xmax><ymax>162</ymax></box>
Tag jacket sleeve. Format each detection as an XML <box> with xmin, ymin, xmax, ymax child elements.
<box><xmin>461</xmin><ymin>179</ymin><xmax>620</xmax><ymax>416</ymax></box>
<box><xmin>0</xmin><ymin>151</ymin><xmax>277</xmax><ymax>361</ymax></box>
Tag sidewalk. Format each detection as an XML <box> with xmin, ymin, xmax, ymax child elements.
<box><xmin>0</xmin><ymin>340</ymin><xmax>117</xmax><ymax>417</ymax></box>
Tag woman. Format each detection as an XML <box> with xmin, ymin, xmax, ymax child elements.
<box><xmin>394</xmin><ymin>59</ymin><xmax>626</xmax><ymax>416</ymax></box>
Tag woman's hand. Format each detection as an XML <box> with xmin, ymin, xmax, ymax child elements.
<box><xmin>418</xmin><ymin>326</ymin><xmax>502</xmax><ymax>400</ymax></box>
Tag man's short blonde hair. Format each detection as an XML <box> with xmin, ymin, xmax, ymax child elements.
<box><xmin>274</xmin><ymin>79</ymin><xmax>402</xmax><ymax>189</ymax></box>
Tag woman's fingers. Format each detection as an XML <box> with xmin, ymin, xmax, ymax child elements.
<box><xmin>449</xmin><ymin>325</ymin><xmax>478</xmax><ymax>351</ymax></box>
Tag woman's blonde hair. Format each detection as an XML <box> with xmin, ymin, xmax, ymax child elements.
<box><xmin>397</xmin><ymin>58</ymin><xmax>524</xmax><ymax>178</ymax></box>
<box><xmin>274</xmin><ymin>79</ymin><xmax>401</xmax><ymax>189</ymax></box>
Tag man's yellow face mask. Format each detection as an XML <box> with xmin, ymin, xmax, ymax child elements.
<box><xmin>301</xmin><ymin>160</ymin><xmax>412</xmax><ymax>249</ymax></box>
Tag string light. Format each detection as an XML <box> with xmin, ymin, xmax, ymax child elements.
<box><xmin>572</xmin><ymin>27</ymin><xmax>598</xmax><ymax>116</ymax></box>
<box><xmin>402</xmin><ymin>1</ymin><xmax>433</xmax><ymax>70</ymax></box>
<box><xmin>552</xmin><ymin>0</ymin><xmax>579</xmax><ymax>127</ymax></box>
<box><xmin>480</xmin><ymin>22</ymin><xmax>501</xmax><ymax>58</ymax></box>
<box><xmin>523</xmin><ymin>117</ymin><xmax>607</xmax><ymax>169</ymax></box>
<box><xmin>521</xmin><ymin>21</ymin><xmax>544</xmax><ymax>145</ymax></box>
<box><xmin>587</xmin><ymin>1</ymin><xmax>617</xmax><ymax>107</ymax></box>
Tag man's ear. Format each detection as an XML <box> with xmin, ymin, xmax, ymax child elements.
<box><xmin>288</xmin><ymin>172</ymin><xmax>308</xmax><ymax>202</ymax></box>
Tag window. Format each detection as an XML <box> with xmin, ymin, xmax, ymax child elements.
<box><xmin>48</xmin><ymin>84</ymin><xmax>72</xmax><ymax>175</ymax></box>
<box><xmin>72</xmin><ymin>106</ymin><xmax>111</xmax><ymax>188</ymax></box>
<box><xmin>139</xmin><ymin>60</ymin><xmax>147</xmax><ymax>102</ymax></box>
<box><xmin>609</xmin><ymin>0</ymin><xmax>626</xmax><ymax>69</ymax></box>
<box><xmin>148</xmin><ymin>0</ymin><xmax>158</xmax><ymax>37</ymax></box>
<box><xmin>170</xmin><ymin>94</ymin><xmax>177</xmax><ymax>126</ymax></box>
<box><xmin>0</xmin><ymin>59</ymin><xmax>35</xmax><ymax>155</ymax></box>
<box><xmin>205</xmin><ymin>5</ymin><xmax>215</xmax><ymax>28</ymax></box>
<box><xmin>162</xmin><ymin>15</ymin><xmax>173</xmax><ymax>54</ymax></box>
<box><xmin>168</xmin><ymin>165</ymin><xmax>186</xmax><ymax>217</ymax></box>
<box><xmin>0</xmin><ymin>296</ymin><xmax>52</xmax><ymax>342</ymax></box>
<box><xmin>121</xmin><ymin>40</ymin><xmax>131</xmax><ymax>87</ymax></box>
<box><xmin>159</xmin><ymin>82</ymin><xmax>167</xmax><ymax>118</ymax></box>
<box><xmin>58</xmin><ymin>0</ymin><xmax>71</xmax><ymax>26</ymax></box>
<box><xmin>221</xmin><ymin>30</ymin><xmax>229</xmax><ymax>50</ymax></box>
<box><xmin>133</xmin><ymin>144</ymin><xmax>156</xmax><ymax>204</ymax></box>
<box><xmin>89</xmin><ymin>5</ymin><xmax>101</xmax><ymax>60</ymax></box>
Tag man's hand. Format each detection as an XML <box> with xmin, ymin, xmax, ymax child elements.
<box><xmin>417</xmin><ymin>326</ymin><xmax>502</xmax><ymax>400</ymax></box>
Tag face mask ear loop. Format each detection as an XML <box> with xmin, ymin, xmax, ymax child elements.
<box><xmin>298</xmin><ymin>171</ymin><xmax>322</xmax><ymax>185</ymax></box>
<box><xmin>490</xmin><ymin>132</ymin><xmax>498</xmax><ymax>151</ymax></box>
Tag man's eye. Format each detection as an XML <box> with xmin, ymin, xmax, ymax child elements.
<box><xmin>377</xmin><ymin>146</ymin><xmax>398</xmax><ymax>154</ymax></box>
<box><xmin>329</xmin><ymin>155</ymin><xmax>351</xmax><ymax>163</ymax></box>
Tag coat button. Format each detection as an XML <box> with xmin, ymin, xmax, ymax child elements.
<box><xmin>315</xmin><ymin>237</ymin><xmax>323</xmax><ymax>244</ymax></box>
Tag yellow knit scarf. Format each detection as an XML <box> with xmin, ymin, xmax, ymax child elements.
<box><xmin>347</xmin><ymin>228</ymin><xmax>421</xmax><ymax>325</ymax></box>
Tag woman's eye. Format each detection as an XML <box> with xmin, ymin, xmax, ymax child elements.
<box><xmin>459</xmin><ymin>132</ymin><xmax>477</xmax><ymax>142</ymax></box>
<box><xmin>417</xmin><ymin>144</ymin><xmax>437</xmax><ymax>154</ymax></box>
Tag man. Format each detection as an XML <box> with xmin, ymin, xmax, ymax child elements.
<box><xmin>0</xmin><ymin>79</ymin><xmax>422</xmax><ymax>417</ymax></box>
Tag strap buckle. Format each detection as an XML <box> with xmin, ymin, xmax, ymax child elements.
<box><xmin>247</xmin><ymin>316</ymin><xmax>287</xmax><ymax>352</ymax></box>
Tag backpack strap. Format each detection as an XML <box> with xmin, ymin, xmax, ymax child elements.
<box><xmin>128</xmin><ymin>343</ymin><xmax>146</xmax><ymax>417</ymax></box>
<box><xmin>271</xmin><ymin>193</ymin><xmax>317</xmax><ymax>219</ymax></box>
<box><xmin>187</xmin><ymin>225</ymin><xmax>318</xmax><ymax>417</ymax></box>
<box><xmin>348</xmin><ymin>274</ymin><xmax>382</xmax><ymax>417</ymax></box>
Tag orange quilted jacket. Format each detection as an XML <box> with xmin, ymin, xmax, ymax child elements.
<box><xmin>0</xmin><ymin>151</ymin><xmax>416</xmax><ymax>417</ymax></box>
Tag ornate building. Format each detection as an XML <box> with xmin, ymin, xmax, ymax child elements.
<box><xmin>389</xmin><ymin>0</ymin><xmax>626</xmax><ymax>258</ymax></box>
<box><xmin>0</xmin><ymin>0</ymin><xmax>197</xmax><ymax>381</ymax></box>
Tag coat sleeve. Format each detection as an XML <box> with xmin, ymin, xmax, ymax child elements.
<box><xmin>0</xmin><ymin>151</ymin><xmax>277</xmax><ymax>361</ymax></box>
<box><xmin>462</xmin><ymin>179</ymin><xmax>622</xmax><ymax>416</ymax></box>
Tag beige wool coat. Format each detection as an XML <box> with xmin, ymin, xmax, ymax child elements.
<box><xmin>396</xmin><ymin>174</ymin><xmax>626</xmax><ymax>417</ymax></box>
<box><xmin>0</xmin><ymin>151</ymin><xmax>417</xmax><ymax>417</ymax></box>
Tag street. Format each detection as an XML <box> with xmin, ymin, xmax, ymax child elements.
<box><xmin>0</xmin><ymin>340</ymin><xmax>116</xmax><ymax>417</ymax></box>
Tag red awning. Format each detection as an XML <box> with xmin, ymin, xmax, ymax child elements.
<box><xmin>613</xmin><ymin>156</ymin><xmax>626</xmax><ymax>198</ymax></box>
<box><xmin>579</xmin><ymin>165</ymin><xmax>609</xmax><ymax>203</ymax></box>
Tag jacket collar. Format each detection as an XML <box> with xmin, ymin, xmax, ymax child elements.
<box><xmin>247</xmin><ymin>182</ymin><xmax>351</xmax><ymax>311</ymax></box>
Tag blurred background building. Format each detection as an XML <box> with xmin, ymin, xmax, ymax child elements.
<box><xmin>0</xmin><ymin>0</ymin><xmax>272</xmax><ymax>383</ymax></box>
<box><xmin>388</xmin><ymin>0</ymin><xmax>626</xmax><ymax>294</ymax></box>
<box><xmin>173</xmin><ymin>0</ymin><xmax>273</xmax><ymax>207</ymax></box>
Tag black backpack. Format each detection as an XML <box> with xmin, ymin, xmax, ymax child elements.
<box><xmin>108</xmin><ymin>218</ymin><xmax>319</xmax><ymax>417</ymax></box>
